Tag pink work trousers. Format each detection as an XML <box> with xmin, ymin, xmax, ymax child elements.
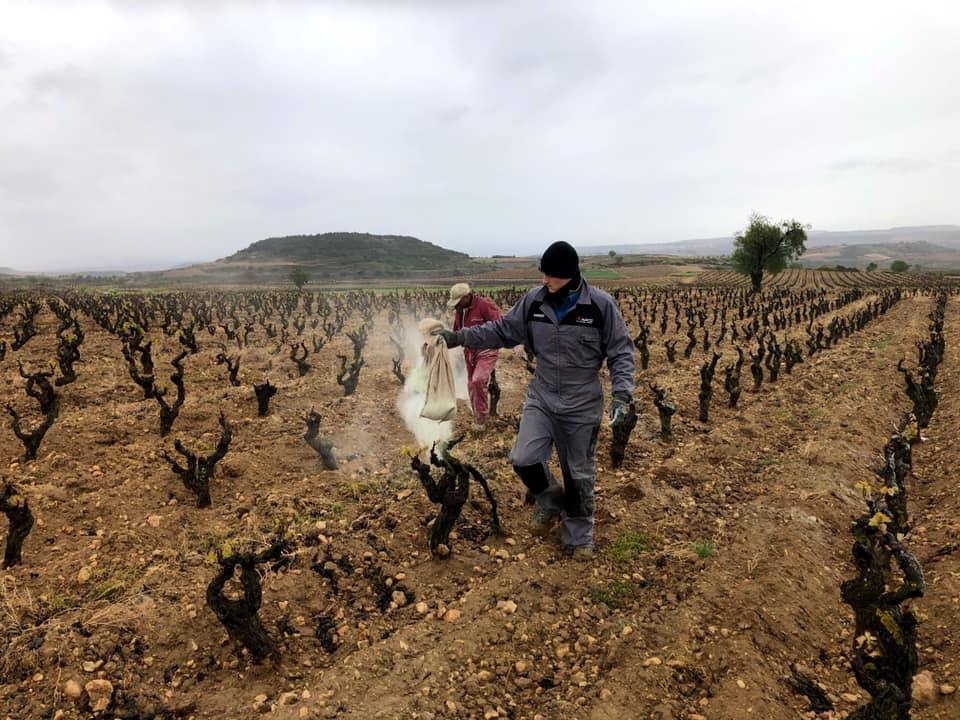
<box><xmin>465</xmin><ymin>349</ymin><xmax>499</xmax><ymax>423</ymax></box>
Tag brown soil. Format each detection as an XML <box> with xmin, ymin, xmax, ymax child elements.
<box><xmin>0</xmin><ymin>287</ymin><xmax>957</xmax><ymax>720</ymax></box>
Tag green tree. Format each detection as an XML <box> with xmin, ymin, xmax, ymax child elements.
<box><xmin>608</xmin><ymin>250</ymin><xmax>617</xmax><ymax>257</ymax></box>
<box><xmin>866</xmin><ymin>262</ymin><xmax>878</xmax><ymax>272</ymax></box>
<box><xmin>289</xmin><ymin>266</ymin><xmax>309</xmax><ymax>289</ymax></box>
<box><xmin>890</xmin><ymin>260</ymin><xmax>910</xmax><ymax>273</ymax></box>
<box><xmin>730</xmin><ymin>213</ymin><xmax>808</xmax><ymax>291</ymax></box>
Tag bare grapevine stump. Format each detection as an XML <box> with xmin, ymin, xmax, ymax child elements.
<box><xmin>215</xmin><ymin>347</ymin><xmax>241</xmax><ymax>387</ymax></box>
<box><xmin>179</xmin><ymin>324</ymin><xmax>199</xmax><ymax>354</ymax></box>
<box><xmin>664</xmin><ymin>340</ymin><xmax>677</xmax><ymax>364</ymax></box>
<box><xmin>411</xmin><ymin>451</ymin><xmax>466</xmax><ymax>554</ymax></box>
<box><xmin>896</xmin><ymin>360</ymin><xmax>938</xmax><ymax>428</ymax></box>
<box><xmin>304</xmin><ymin>410</ymin><xmax>337</xmax><ymax>470</ymax></box>
<box><xmin>153</xmin><ymin>351</ymin><xmax>187</xmax><ymax>437</ymax></box>
<box><xmin>683</xmin><ymin>326</ymin><xmax>697</xmax><ymax>359</ymax></box>
<box><xmin>697</xmin><ymin>352</ymin><xmax>721</xmax><ymax>422</ymax></box>
<box><xmin>610</xmin><ymin>399</ymin><xmax>637</xmax><ymax>469</ymax></box>
<box><xmin>488</xmin><ymin>369</ymin><xmax>501</xmax><ymax>417</ymax></box>
<box><xmin>11</xmin><ymin>304</ymin><xmax>39</xmax><ymax>350</ymax></box>
<box><xmin>162</xmin><ymin>412</ymin><xmax>233</xmax><ymax>508</ymax></box>
<box><xmin>724</xmin><ymin>347</ymin><xmax>744</xmax><ymax>408</ymax></box>
<box><xmin>784</xmin><ymin>339</ymin><xmax>803</xmax><ymax>374</ymax></box>
<box><xmin>336</xmin><ymin>354</ymin><xmax>365</xmax><ymax>396</ymax></box>
<box><xmin>750</xmin><ymin>343</ymin><xmax>764</xmax><ymax>390</ymax></box>
<box><xmin>253</xmin><ymin>380</ymin><xmax>277</xmax><ymax>417</ymax></box>
<box><xmin>1</xmin><ymin>483</ymin><xmax>34</xmax><ymax>568</ymax></box>
<box><xmin>633</xmin><ymin>325</ymin><xmax>650</xmax><ymax>370</ymax></box>
<box><xmin>649</xmin><ymin>383</ymin><xmax>676</xmax><ymax>438</ymax></box>
<box><xmin>347</xmin><ymin>325</ymin><xmax>368</xmax><ymax>356</ymax></box>
<box><xmin>392</xmin><ymin>357</ymin><xmax>405</xmax><ymax>385</ymax></box>
<box><xmin>765</xmin><ymin>337</ymin><xmax>782</xmax><ymax>382</ymax></box>
<box><xmin>289</xmin><ymin>342</ymin><xmax>311</xmax><ymax>376</ymax></box>
<box><xmin>877</xmin><ymin>423</ymin><xmax>914</xmax><ymax>535</ymax></box>
<box><xmin>206</xmin><ymin>540</ymin><xmax>291</xmax><ymax>663</ymax></box>
<box><xmin>122</xmin><ymin>336</ymin><xmax>155</xmax><ymax>399</ymax></box>
<box><xmin>55</xmin><ymin>317</ymin><xmax>84</xmax><ymax>386</ymax></box>
<box><xmin>6</xmin><ymin>364</ymin><xmax>59</xmax><ymax>462</ymax></box>
<box><xmin>410</xmin><ymin>440</ymin><xmax>499</xmax><ymax>555</ymax></box>
<box><xmin>389</xmin><ymin>326</ymin><xmax>405</xmax><ymax>372</ymax></box>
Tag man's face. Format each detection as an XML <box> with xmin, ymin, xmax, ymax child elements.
<box><xmin>455</xmin><ymin>293</ymin><xmax>472</xmax><ymax>310</ymax></box>
<box><xmin>542</xmin><ymin>274</ymin><xmax>570</xmax><ymax>293</ymax></box>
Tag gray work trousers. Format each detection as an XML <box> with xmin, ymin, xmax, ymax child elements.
<box><xmin>509</xmin><ymin>400</ymin><xmax>601</xmax><ymax>548</ymax></box>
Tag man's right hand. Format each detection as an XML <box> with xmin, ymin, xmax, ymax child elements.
<box><xmin>435</xmin><ymin>329</ymin><xmax>461</xmax><ymax>348</ymax></box>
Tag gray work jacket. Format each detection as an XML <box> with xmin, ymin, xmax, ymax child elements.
<box><xmin>454</xmin><ymin>280</ymin><xmax>635</xmax><ymax>417</ymax></box>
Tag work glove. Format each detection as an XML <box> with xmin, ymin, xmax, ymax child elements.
<box><xmin>434</xmin><ymin>329</ymin><xmax>461</xmax><ymax>348</ymax></box>
<box><xmin>608</xmin><ymin>392</ymin><xmax>632</xmax><ymax>427</ymax></box>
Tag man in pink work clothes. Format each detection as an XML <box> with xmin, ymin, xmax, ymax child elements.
<box><xmin>448</xmin><ymin>283</ymin><xmax>501</xmax><ymax>427</ymax></box>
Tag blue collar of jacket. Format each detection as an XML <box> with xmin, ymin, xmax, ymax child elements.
<box><xmin>534</xmin><ymin>278</ymin><xmax>592</xmax><ymax>306</ymax></box>
<box><xmin>534</xmin><ymin>279</ymin><xmax>590</xmax><ymax>323</ymax></box>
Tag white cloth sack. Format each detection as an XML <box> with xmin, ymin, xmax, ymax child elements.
<box><xmin>420</xmin><ymin>335</ymin><xmax>458</xmax><ymax>422</ymax></box>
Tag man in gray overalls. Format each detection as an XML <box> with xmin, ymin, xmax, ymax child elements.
<box><xmin>437</xmin><ymin>241</ymin><xmax>635</xmax><ymax>558</ymax></box>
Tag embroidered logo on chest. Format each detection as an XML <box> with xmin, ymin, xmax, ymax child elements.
<box><xmin>573</xmin><ymin>316</ymin><xmax>595</xmax><ymax>325</ymax></box>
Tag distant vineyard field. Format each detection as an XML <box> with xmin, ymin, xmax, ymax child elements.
<box><xmin>696</xmin><ymin>267</ymin><xmax>938</xmax><ymax>288</ymax></box>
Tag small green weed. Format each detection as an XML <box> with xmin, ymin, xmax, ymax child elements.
<box><xmin>836</xmin><ymin>380</ymin><xmax>857</xmax><ymax>395</ymax></box>
<box><xmin>691</xmin><ymin>540</ymin><xmax>714</xmax><ymax>559</ymax></box>
<box><xmin>775</xmin><ymin>408</ymin><xmax>802</xmax><ymax>429</ymax></box>
<box><xmin>86</xmin><ymin>573</ymin><xmax>131</xmax><ymax>603</ymax></box>
<box><xmin>605</xmin><ymin>532</ymin><xmax>653</xmax><ymax>564</ymax></box>
<box><xmin>197</xmin><ymin>529</ymin><xmax>240</xmax><ymax>564</ymax></box>
<box><xmin>589</xmin><ymin>577</ymin><xmax>634</xmax><ymax>609</ymax></box>
<box><xmin>873</xmin><ymin>334</ymin><xmax>891</xmax><ymax>352</ymax></box>
<box><xmin>36</xmin><ymin>591</ymin><xmax>80</xmax><ymax>622</ymax></box>
<box><xmin>756</xmin><ymin>456</ymin><xmax>782</xmax><ymax>470</ymax></box>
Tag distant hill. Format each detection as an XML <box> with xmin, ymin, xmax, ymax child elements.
<box><xmin>227</xmin><ymin>232</ymin><xmax>468</xmax><ymax>267</ymax></box>
<box><xmin>799</xmin><ymin>240</ymin><xmax>960</xmax><ymax>270</ymax></box>
<box><xmin>149</xmin><ymin>232</ymin><xmax>489</xmax><ymax>284</ymax></box>
<box><xmin>580</xmin><ymin>225</ymin><xmax>960</xmax><ymax>262</ymax></box>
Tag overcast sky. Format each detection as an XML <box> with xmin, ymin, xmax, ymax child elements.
<box><xmin>1</xmin><ymin>1</ymin><xmax>958</xmax><ymax>271</ymax></box>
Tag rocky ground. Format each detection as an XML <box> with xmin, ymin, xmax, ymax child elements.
<box><xmin>0</xmin><ymin>288</ymin><xmax>957</xmax><ymax>719</ymax></box>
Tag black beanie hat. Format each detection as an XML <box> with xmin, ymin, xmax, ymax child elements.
<box><xmin>539</xmin><ymin>241</ymin><xmax>580</xmax><ymax>278</ymax></box>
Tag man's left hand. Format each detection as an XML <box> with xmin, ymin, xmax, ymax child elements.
<box><xmin>608</xmin><ymin>392</ymin><xmax>632</xmax><ymax>427</ymax></box>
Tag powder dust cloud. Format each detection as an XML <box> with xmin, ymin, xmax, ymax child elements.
<box><xmin>395</xmin><ymin>317</ymin><xmax>469</xmax><ymax>450</ymax></box>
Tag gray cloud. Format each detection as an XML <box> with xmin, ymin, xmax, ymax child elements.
<box><xmin>1</xmin><ymin>0</ymin><xmax>959</xmax><ymax>271</ymax></box>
